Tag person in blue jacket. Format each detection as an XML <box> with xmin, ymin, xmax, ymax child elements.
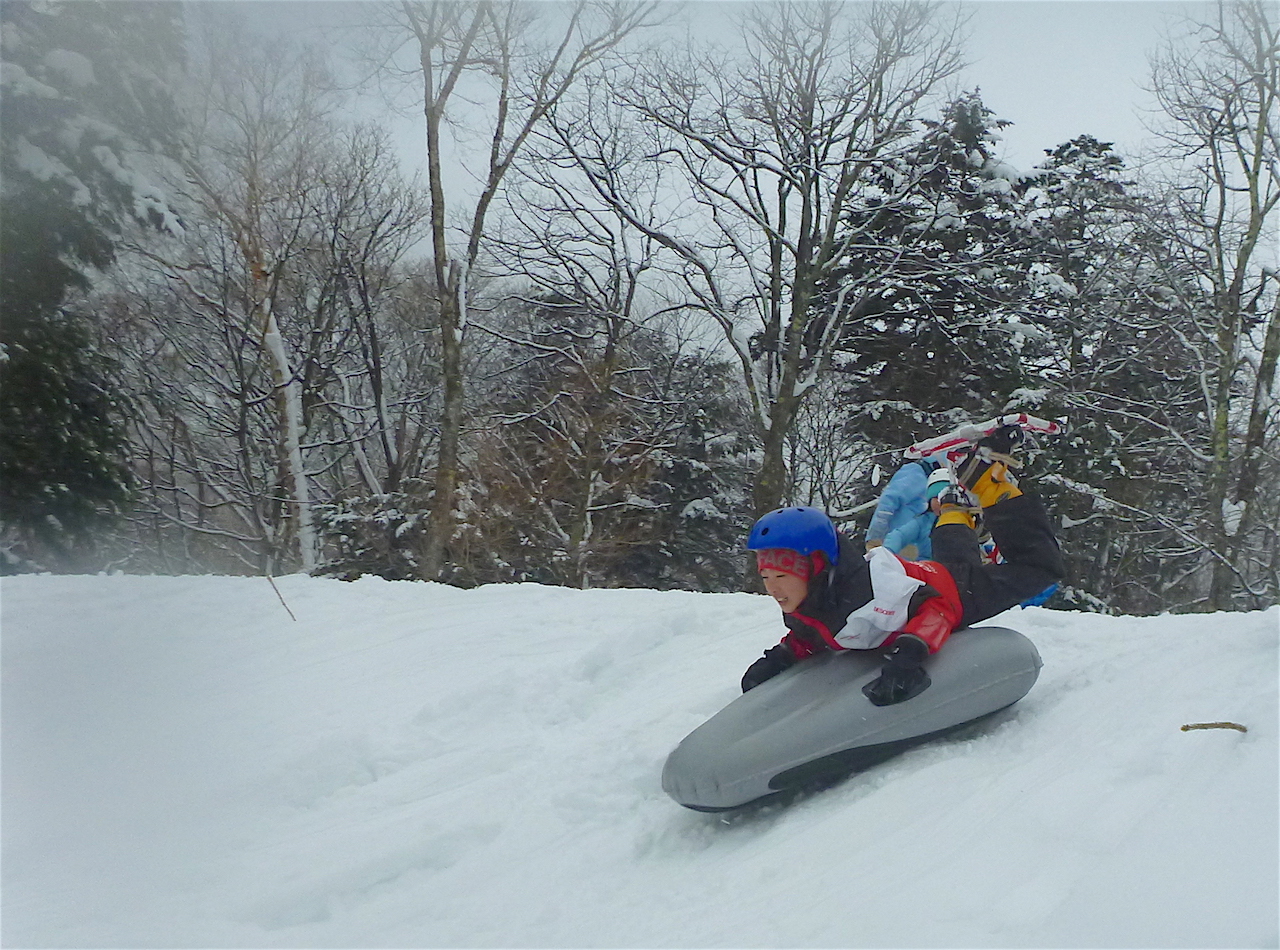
<box><xmin>881</xmin><ymin>467</ymin><xmax>953</xmax><ymax>560</ymax></box>
<box><xmin>865</xmin><ymin>457</ymin><xmax>943</xmax><ymax>557</ymax></box>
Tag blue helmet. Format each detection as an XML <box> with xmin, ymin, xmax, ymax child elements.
<box><xmin>746</xmin><ymin>506</ymin><xmax>839</xmax><ymax>564</ymax></box>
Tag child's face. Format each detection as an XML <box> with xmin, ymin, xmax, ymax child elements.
<box><xmin>760</xmin><ymin>568</ymin><xmax>808</xmax><ymax>614</ymax></box>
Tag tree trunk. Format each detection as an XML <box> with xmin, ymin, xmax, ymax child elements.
<box><xmin>752</xmin><ymin>389</ymin><xmax>802</xmax><ymax>517</ymax></box>
<box><xmin>254</xmin><ymin>263</ymin><xmax>317</xmax><ymax>573</ymax></box>
<box><xmin>421</xmin><ymin>261</ymin><xmax>465</xmax><ymax>580</ymax></box>
<box><xmin>1207</xmin><ymin>306</ymin><xmax>1238</xmax><ymax>610</ymax></box>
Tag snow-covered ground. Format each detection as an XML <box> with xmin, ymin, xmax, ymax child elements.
<box><xmin>2</xmin><ymin>573</ymin><xmax>1277</xmax><ymax>948</ymax></box>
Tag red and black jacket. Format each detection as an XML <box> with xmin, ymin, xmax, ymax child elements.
<box><xmin>775</xmin><ymin>534</ymin><xmax>964</xmax><ymax>661</ymax></box>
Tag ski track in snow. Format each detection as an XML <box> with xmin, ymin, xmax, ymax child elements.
<box><xmin>2</xmin><ymin>574</ymin><xmax>1277</xmax><ymax>948</ymax></box>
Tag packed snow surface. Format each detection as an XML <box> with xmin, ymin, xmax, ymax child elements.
<box><xmin>3</xmin><ymin>574</ymin><xmax>1277</xmax><ymax>948</ymax></box>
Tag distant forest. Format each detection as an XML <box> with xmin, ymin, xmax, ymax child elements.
<box><xmin>2</xmin><ymin>1</ymin><xmax>1276</xmax><ymax>614</ymax></box>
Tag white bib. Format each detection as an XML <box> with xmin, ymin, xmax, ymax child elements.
<box><xmin>834</xmin><ymin>546</ymin><xmax>925</xmax><ymax>649</ymax></box>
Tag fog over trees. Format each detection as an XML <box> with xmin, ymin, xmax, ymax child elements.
<box><xmin>2</xmin><ymin>0</ymin><xmax>1276</xmax><ymax>614</ymax></box>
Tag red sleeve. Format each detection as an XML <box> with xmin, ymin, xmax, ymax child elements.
<box><xmin>779</xmin><ymin>631</ymin><xmax>818</xmax><ymax>660</ymax></box>
<box><xmin>893</xmin><ymin>558</ymin><xmax>964</xmax><ymax>654</ymax></box>
<box><xmin>898</xmin><ymin>593</ymin><xmax>962</xmax><ymax>653</ymax></box>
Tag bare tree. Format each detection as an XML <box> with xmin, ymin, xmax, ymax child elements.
<box><xmin>114</xmin><ymin>22</ymin><xmax>430</xmax><ymax>574</ymax></box>
<box><xmin>546</xmin><ymin>1</ymin><xmax>966</xmax><ymax>515</ymax></box>
<box><xmin>481</xmin><ymin>171</ymin><xmax>685</xmax><ymax>584</ymax></box>
<box><xmin>156</xmin><ymin>21</ymin><xmax>339</xmax><ymax>570</ymax></box>
<box><xmin>375</xmin><ymin>0</ymin><xmax>662</xmax><ymax>580</ymax></box>
<box><xmin>298</xmin><ymin>125</ymin><xmax>433</xmax><ymax>500</ymax></box>
<box><xmin>1147</xmin><ymin>0</ymin><xmax>1279</xmax><ymax>608</ymax></box>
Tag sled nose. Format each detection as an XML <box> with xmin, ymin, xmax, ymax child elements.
<box><xmin>661</xmin><ymin>743</ymin><xmax>742</xmax><ymax>812</ymax></box>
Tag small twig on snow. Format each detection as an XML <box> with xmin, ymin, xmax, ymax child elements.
<box><xmin>1180</xmin><ymin>721</ymin><xmax>1248</xmax><ymax>733</ymax></box>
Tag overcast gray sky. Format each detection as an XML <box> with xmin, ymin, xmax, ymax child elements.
<box><xmin>963</xmin><ymin>1</ymin><xmax>1204</xmax><ymax>168</ymax></box>
<box><xmin>244</xmin><ymin>0</ymin><xmax>1207</xmax><ymax>173</ymax></box>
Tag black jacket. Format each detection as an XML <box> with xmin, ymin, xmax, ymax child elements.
<box><xmin>779</xmin><ymin>533</ymin><xmax>874</xmax><ymax>655</ymax></box>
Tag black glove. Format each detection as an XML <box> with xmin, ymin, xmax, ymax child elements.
<box><xmin>862</xmin><ymin>634</ymin><xmax>931</xmax><ymax>706</ymax></box>
<box><xmin>741</xmin><ymin>644</ymin><xmax>797</xmax><ymax>692</ymax></box>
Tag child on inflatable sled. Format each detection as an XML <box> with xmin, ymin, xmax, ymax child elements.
<box><xmin>742</xmin><ymin>425</ymin><xmax>1065</xmax><ymax>706</ymax></box>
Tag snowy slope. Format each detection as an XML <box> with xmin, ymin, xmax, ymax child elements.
<box><xmin>2</xmin><ymin>574</ymin><xmax>1277</xmax><ymax>948</ymax></box>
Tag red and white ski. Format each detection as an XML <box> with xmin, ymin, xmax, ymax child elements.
<box><xmin>904</xmin><ymin>413</ymin><xmax>1062</xmax><ymax>461</ymax></box>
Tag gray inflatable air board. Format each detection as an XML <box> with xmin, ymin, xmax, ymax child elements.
<box><xmin>662</xmin><ymin>626</ymin><xmax>1041</xmax><ymax>811</ymax></box>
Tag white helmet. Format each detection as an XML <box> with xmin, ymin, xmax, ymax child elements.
<box><xmin>925</xmin><ymin>467</ymin><xmax>954</xmax><ymax>499</ymax></box>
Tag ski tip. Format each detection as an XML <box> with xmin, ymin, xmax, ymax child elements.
<box><xmin>904</xmin><ymin>415</ymin><xmax>1065</xmax><ymax>459</ymax></box>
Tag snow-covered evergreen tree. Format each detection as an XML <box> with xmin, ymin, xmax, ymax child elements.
<box><xmin>823</xmin><ymin>91</ymin><xmax>1039</xmax><ymax>454</ymax></box>
<box><xmin>1013</xmin><ymin>136</ymin><xmax>1211</xmax><ymax>612</ymax></box>
<box><xmin>0</xmin><ymin>1</ymin><xmax>183</xmax><ymax>569</ymax></box>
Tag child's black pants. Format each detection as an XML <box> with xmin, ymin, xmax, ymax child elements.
<box><xmin>930</xmin><ymin>491</ymin><xmax>1065</xmax><ymax>627</ymax></box>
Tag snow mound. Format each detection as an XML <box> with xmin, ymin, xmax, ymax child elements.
<box><xmin>3</xmin><ymin>574</ymin><xmax>1276</xmax><ymax>948</ymax></box>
